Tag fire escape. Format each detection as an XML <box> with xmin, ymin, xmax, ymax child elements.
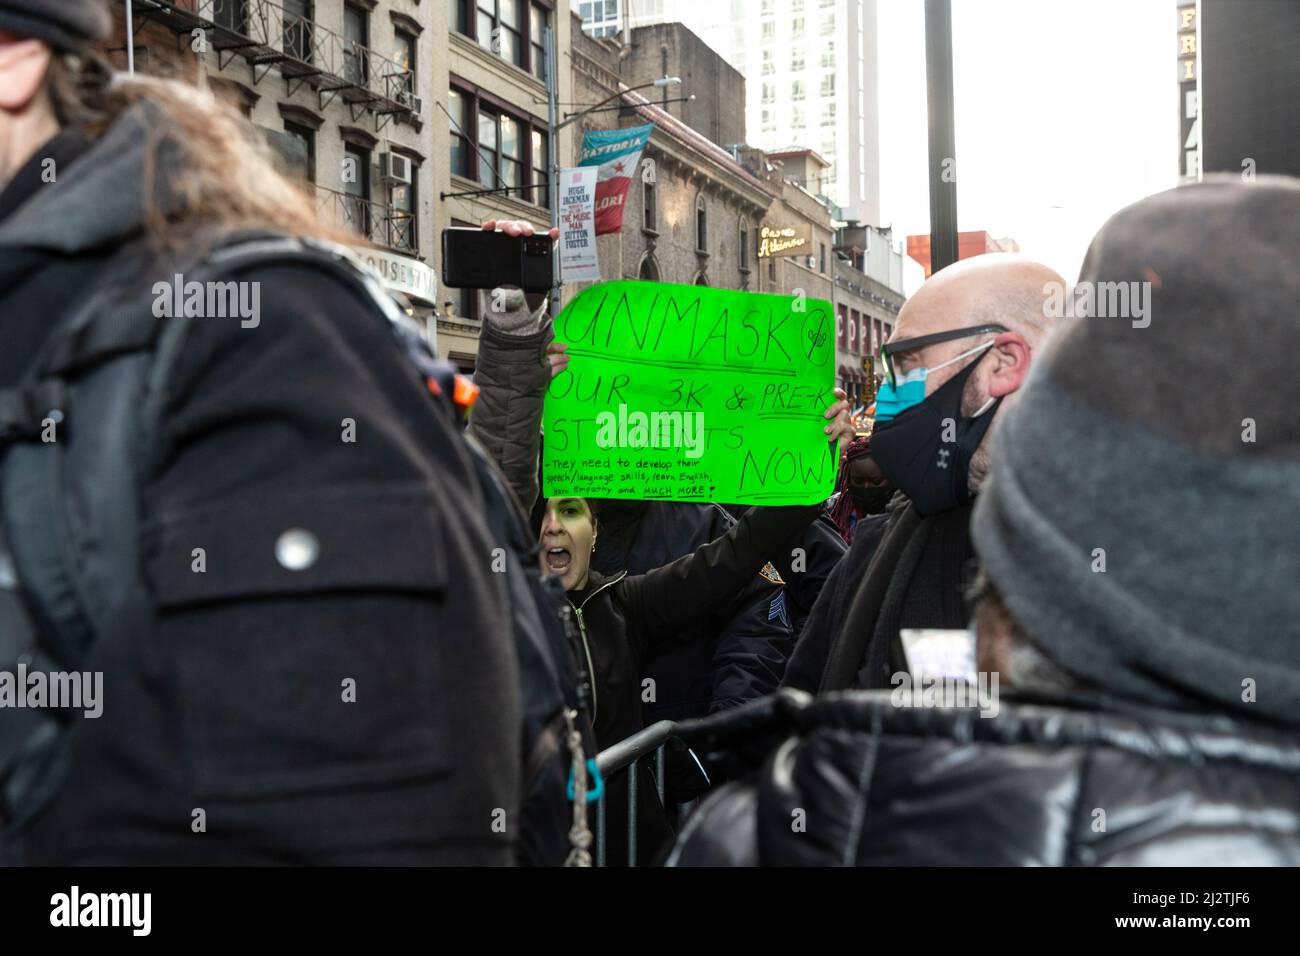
<box><xmin>132</xmin><ymin>0</ymin><xmax>421</xmax><ymax>133</ymax></box>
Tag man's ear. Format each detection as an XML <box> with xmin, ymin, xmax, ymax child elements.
<box><xmin>0</xmin><ymin>38</ymin><xmax>53</xmax><ymax>112</ymax></box>
<box><xmin>985</xmin><ymin>331</ymin><xmax>1032</xmax><ymax>399</ymax></box>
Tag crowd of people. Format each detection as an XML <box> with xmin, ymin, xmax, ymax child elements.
<box><xmin>1</xmin><ymin>0</ymin><xmax>1298</xmax><ymax>867</ymax></box>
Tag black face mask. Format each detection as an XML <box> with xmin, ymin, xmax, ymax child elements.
<box><xmin>869</xmin><ymin>349</ymin><xmax>1001</xmax><ymax>516</ymax></box>
<box><xmin>850</xmin><ymin>486</ymin><xmax>893</xmax><ymax>515</ymax></box>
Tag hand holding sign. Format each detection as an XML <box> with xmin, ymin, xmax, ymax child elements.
<box><xmin>542</xmin><ymin>281</ymin><xmax>839</xmax><ymax>504</ymax></box>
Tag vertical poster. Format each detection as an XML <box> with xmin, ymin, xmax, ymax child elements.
<box><xmin>558</xmin><ymin>167</ymin><xmax>600</xmax><ymax>282</ymax></box>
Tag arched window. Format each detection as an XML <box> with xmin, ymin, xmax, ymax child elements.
<box><xmin>738</xmin><ymin>218</ymin><xmax>750</xmax><ymax>272</ymax></box>
<box><xmin>638</xmin><ymin>252</ymin><xmax>661</xmax><ymax>282</ymax></box>
<box><xmin>695</xmin><ymin>194</ymin><xmax>708</xmax><ymax>252</ymax></box>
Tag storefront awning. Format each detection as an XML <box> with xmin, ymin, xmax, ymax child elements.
<box><xmin>350</xmin><ymin>245</ymin><xmax>437</xmax><ymax>307</ymax></box>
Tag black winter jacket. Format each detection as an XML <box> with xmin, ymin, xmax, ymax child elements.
<box><xmin>668</xmin><ymin>689</ymin><xmax>1300</xmax><ymax>866</ymax></box>
<box><xmin>591</xmin><ymin>499</ymin><xmax>793</xmax><ymax>720</ymax></box>
<box><xmin>572</xmin><ymin>505</ymin><xmax>817</xmax><ymax>865</ymax></box>
<box><xmin>1</xmin><ymin>110</ymin><xmax>520</xmax><ymax>864</ymax></box>
<box><xmin>782</xmin><ymin>497</ymin><xmax>975</xmax><ymax>693</ymax></box>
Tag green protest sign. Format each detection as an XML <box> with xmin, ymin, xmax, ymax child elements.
<box><xmin>542</xmin><ymin>280</ymin><xmax>838</xmax><ymax>504</ymax></box>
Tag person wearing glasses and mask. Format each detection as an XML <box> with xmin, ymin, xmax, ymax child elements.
<box><xmin>781</xmin><ymin>253</ymin><xmax>1065</xmax><ymax>694</ymax></box>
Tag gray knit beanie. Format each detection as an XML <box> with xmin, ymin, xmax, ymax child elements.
<box><xmin>972</xmin><ymin>175</ymin><xmax>1300</xmax><ymax>728</ymax></box>
<box><xmin>0</xmin><ymin>0</ymin><xmax>111</xmax><ymax>51</ymax></box>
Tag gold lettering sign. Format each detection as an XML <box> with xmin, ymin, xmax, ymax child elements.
<box><xmin>757</xmin><ymin>223</ymin><xmax>812</xmax><ymax>259</ymax></box>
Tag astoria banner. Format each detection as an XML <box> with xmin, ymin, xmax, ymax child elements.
<box><xmin>577</xmin><ymin>123</ymin><xmax>654</xmax><ymax>235</ymax></box>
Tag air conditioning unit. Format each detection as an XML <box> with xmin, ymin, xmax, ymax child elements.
<box><xmin>398</xmin><ymin>90</ymin><xmax>423</xmax><ymax>116</ymax></box>
<box><xmin>379</xmin><ymin>151</ymin><xmax>412</xmax><ymax>185</ymax></box>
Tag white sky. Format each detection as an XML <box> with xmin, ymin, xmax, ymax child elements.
<box><xmin>876</xmin><ymin>0</ymin><xmax>1179</xmax><ymax>292</ymax></box>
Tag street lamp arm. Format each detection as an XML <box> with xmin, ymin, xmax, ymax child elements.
<box><xmin>555</xmin><ymin>77</ymin><xmax>680</xmax><ymax>131</ymax></box>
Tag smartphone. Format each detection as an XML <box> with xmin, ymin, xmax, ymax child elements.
<box><xmin>441</xmin><ymin>227</ymin><xmax>554</xmax><ymax>292</ymax></box>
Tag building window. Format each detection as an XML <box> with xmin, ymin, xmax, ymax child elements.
<box><xmin>342</xmin><ymin>142</ymin><xmax>371</xmax><ymax>237</ymax></box>
<box><xmin>791</xmin><ymin>48</ymin><xmax>805</xmax><ymax>72</ymax></box>
<box><xmin>283</xmin><ymin>0</ymin><xmax>313</xmax><ymax>63</ymax></box>
<box><xmin>821</xmin><ymin>103</ymin><xmax>837</xmax><ymax>126</ymax></box>
<box><xmin>792</xmin><ymin>105</ymin><xmax>805</xmax><ymax>129</ymax></box>
<box><xmin>761</xmin><ymin>49</ymin><xmax>774</xmax><ymax>75</ymax></box>
<box><xmin>394</xmin><ymin>29</ymin><xmax>417</xmax><ymax>96</ymax></box>
<box><xmin>792</xmin><ymin>16</ymin><xmax>805</xmax><ymax>38</ymax></box>
<box><xmin>448</xmin><ymin>88</ymin><xmax>471</xmax><ymax>177</ymax></box>
<box><xmin>477</xmin><ymin>0</ymin><xmax>525</xmax><ymax>69</ymax></box>
<box><xmin>214</xmin><ymin>1</ymin><xmax>247</xmax><ymax>33</ymax></box>
<box><xmin>821</xmin><ymin>42</ymin><xmax>835</xmax><ymax>69</ymax></box>
<box><xmin>820</xmin><ymin>14</ymin><xmax>835</xmax><ymax>35</ymax></box>
<box><xmin>499</xmin><ymin>113</ymin><xmax>524</xmax><ymax>190</ymax></box>
<box><xmin>530</xmin><ymin>3</ymin><xmax>548</xmax><ymax>80</ymax></box>
<box><xmin>819</xmin><ymin>242</ymin><xmax>827</xmax><ymax>273</ymax></box>
<box><xmin>450</xmin><ymin>82</ymin><xmax>549</xmax><ymax>207</ymax></box>
<box><xmin>739</xmin><ymin>219</ymin><xmax>750</xmax><ymax>271</ymax></box>
<box><xmin>580</xmin><ymin>0</ymin><xmax>620</xmax><ymax>38</ymax></box>
<box><xmin>791</xmin><ymin>79</ymin><xmax>806</xmax><ymax>101</ymax></box>
<box><xmin>643</xmin><ymin>175</ymin><xmax>657</xmax><ymax>232</ymax></box>
<box><xmin>389</xmin><ymin>163</ymin><xmax>418</xmax><ymax>253</ymax></box>
<box><xmin>477</xmin><ymin>105</ymin><xmax>500</xmax><ymax>185</ymax></box>
<box><xmin>531</xmin><ymin>127</ymin><xmax>549</xmax><ymax>208</ymax></box>
<box><xmin>768</xmin><ymin>258</ymin><xmax>776</xmax><ymax>286</ymax></box>
<box><xmin>283</xmin><ymin>121</ymin><xmax>316</xmax><ymax>184</ymax></box>
<box><xmin>761</xmin><ymin>0</ymin><xmax>775</xmax><ymax>14</ymax></box>
<box><xmin>761</xmin><ymin>108</ymin><xmax>775</xmax><ymax>133</ymax></box>
<box><xmin>639</xmin><ymin>253</ymin><xmax>660</xmax><ymax>281</ymax></box>
<box><xmin>343</xmin><ymin>4</ymin><xmax>369</xmax><ymax>85</ymax></box>
<box><xmin>820</xmin><ymin>73</ymin><xmax>836</xmax><ymax>97</ymax></box>
<box><xmin>761</xmin><ymin>19</ymin><xmax>775</xmax><ymax>40</ymax></box>
<box><xmin>458</xmin><ymin>1</ymin><xmax>550</xmax><ymax>76</ymax></box>
<box><xmin>695</xmin><ymin>195</ymin><xmax>707</xmax><ymax>252</ymax></box>
<box><xmin>761</xmin><ymin>82</ymin><xmax>776</xmax><ymax>105</ymax></box>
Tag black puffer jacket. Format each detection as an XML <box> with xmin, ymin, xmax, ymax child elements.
<box><xmin>667</xmin><ymin>689</ymin><xmax>1300</xmax><ymax>866</ymax></box>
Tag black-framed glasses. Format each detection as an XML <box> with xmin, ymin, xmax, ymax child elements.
<box><xmin>878</xmin><ymin>323</ymin><xmax>1008</xmax><ymax>388</ymax></box>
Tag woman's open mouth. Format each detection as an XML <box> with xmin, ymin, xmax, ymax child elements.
<box><xmin>545</xmin><ymin>547</ymin><xmax>572</xmax><ymax>573</ymax></box>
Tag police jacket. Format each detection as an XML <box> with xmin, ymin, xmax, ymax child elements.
<box><xmin>0</xmin><ymin>107</ymin><xmax>520</xmax><ymax>864</ymax></box>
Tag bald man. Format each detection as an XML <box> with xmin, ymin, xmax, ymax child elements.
<box><xmin>782</xmin><ymin>254</ymin><xmax>1065</xmax><ymax>693</ymax></box>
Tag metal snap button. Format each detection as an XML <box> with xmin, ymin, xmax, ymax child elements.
<box><xmin>275</xmin><ymin>528</ymin><xmax>320</xmax><ymax>571</ymax></box>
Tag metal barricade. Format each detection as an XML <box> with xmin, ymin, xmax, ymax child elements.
<box><xmin>594</xmin><ymin>720</ymin><xmax>704</xmax><ymax>867</ymax></box>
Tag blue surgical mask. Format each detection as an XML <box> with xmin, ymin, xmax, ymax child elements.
<box><xmin>873</xmin><ymin>341</ymin><xmax>995</xmax><ymax>424</ymax></box>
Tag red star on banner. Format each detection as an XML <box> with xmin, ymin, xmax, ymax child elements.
<box><xmin>613</xmin><ymin>161</ymin><xmax>626</xmax><ymax>174</ymax></box>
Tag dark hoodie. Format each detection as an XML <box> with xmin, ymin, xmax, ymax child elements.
<box><xmin>0</xmin><ymin>106</ymin><xmax>522</xmax><ymax>864</ymax></box>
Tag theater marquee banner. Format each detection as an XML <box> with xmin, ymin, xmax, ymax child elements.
<box><xmin>578</xmin><ymin>123</ymin><xmax>654</xmax><ymax>235</ymax></box>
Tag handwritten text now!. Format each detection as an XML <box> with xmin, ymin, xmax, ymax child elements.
<box><xmin>542</xmin><ymin>281</ymin><xmax>837</xmax><ymax>504</ymax></box>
